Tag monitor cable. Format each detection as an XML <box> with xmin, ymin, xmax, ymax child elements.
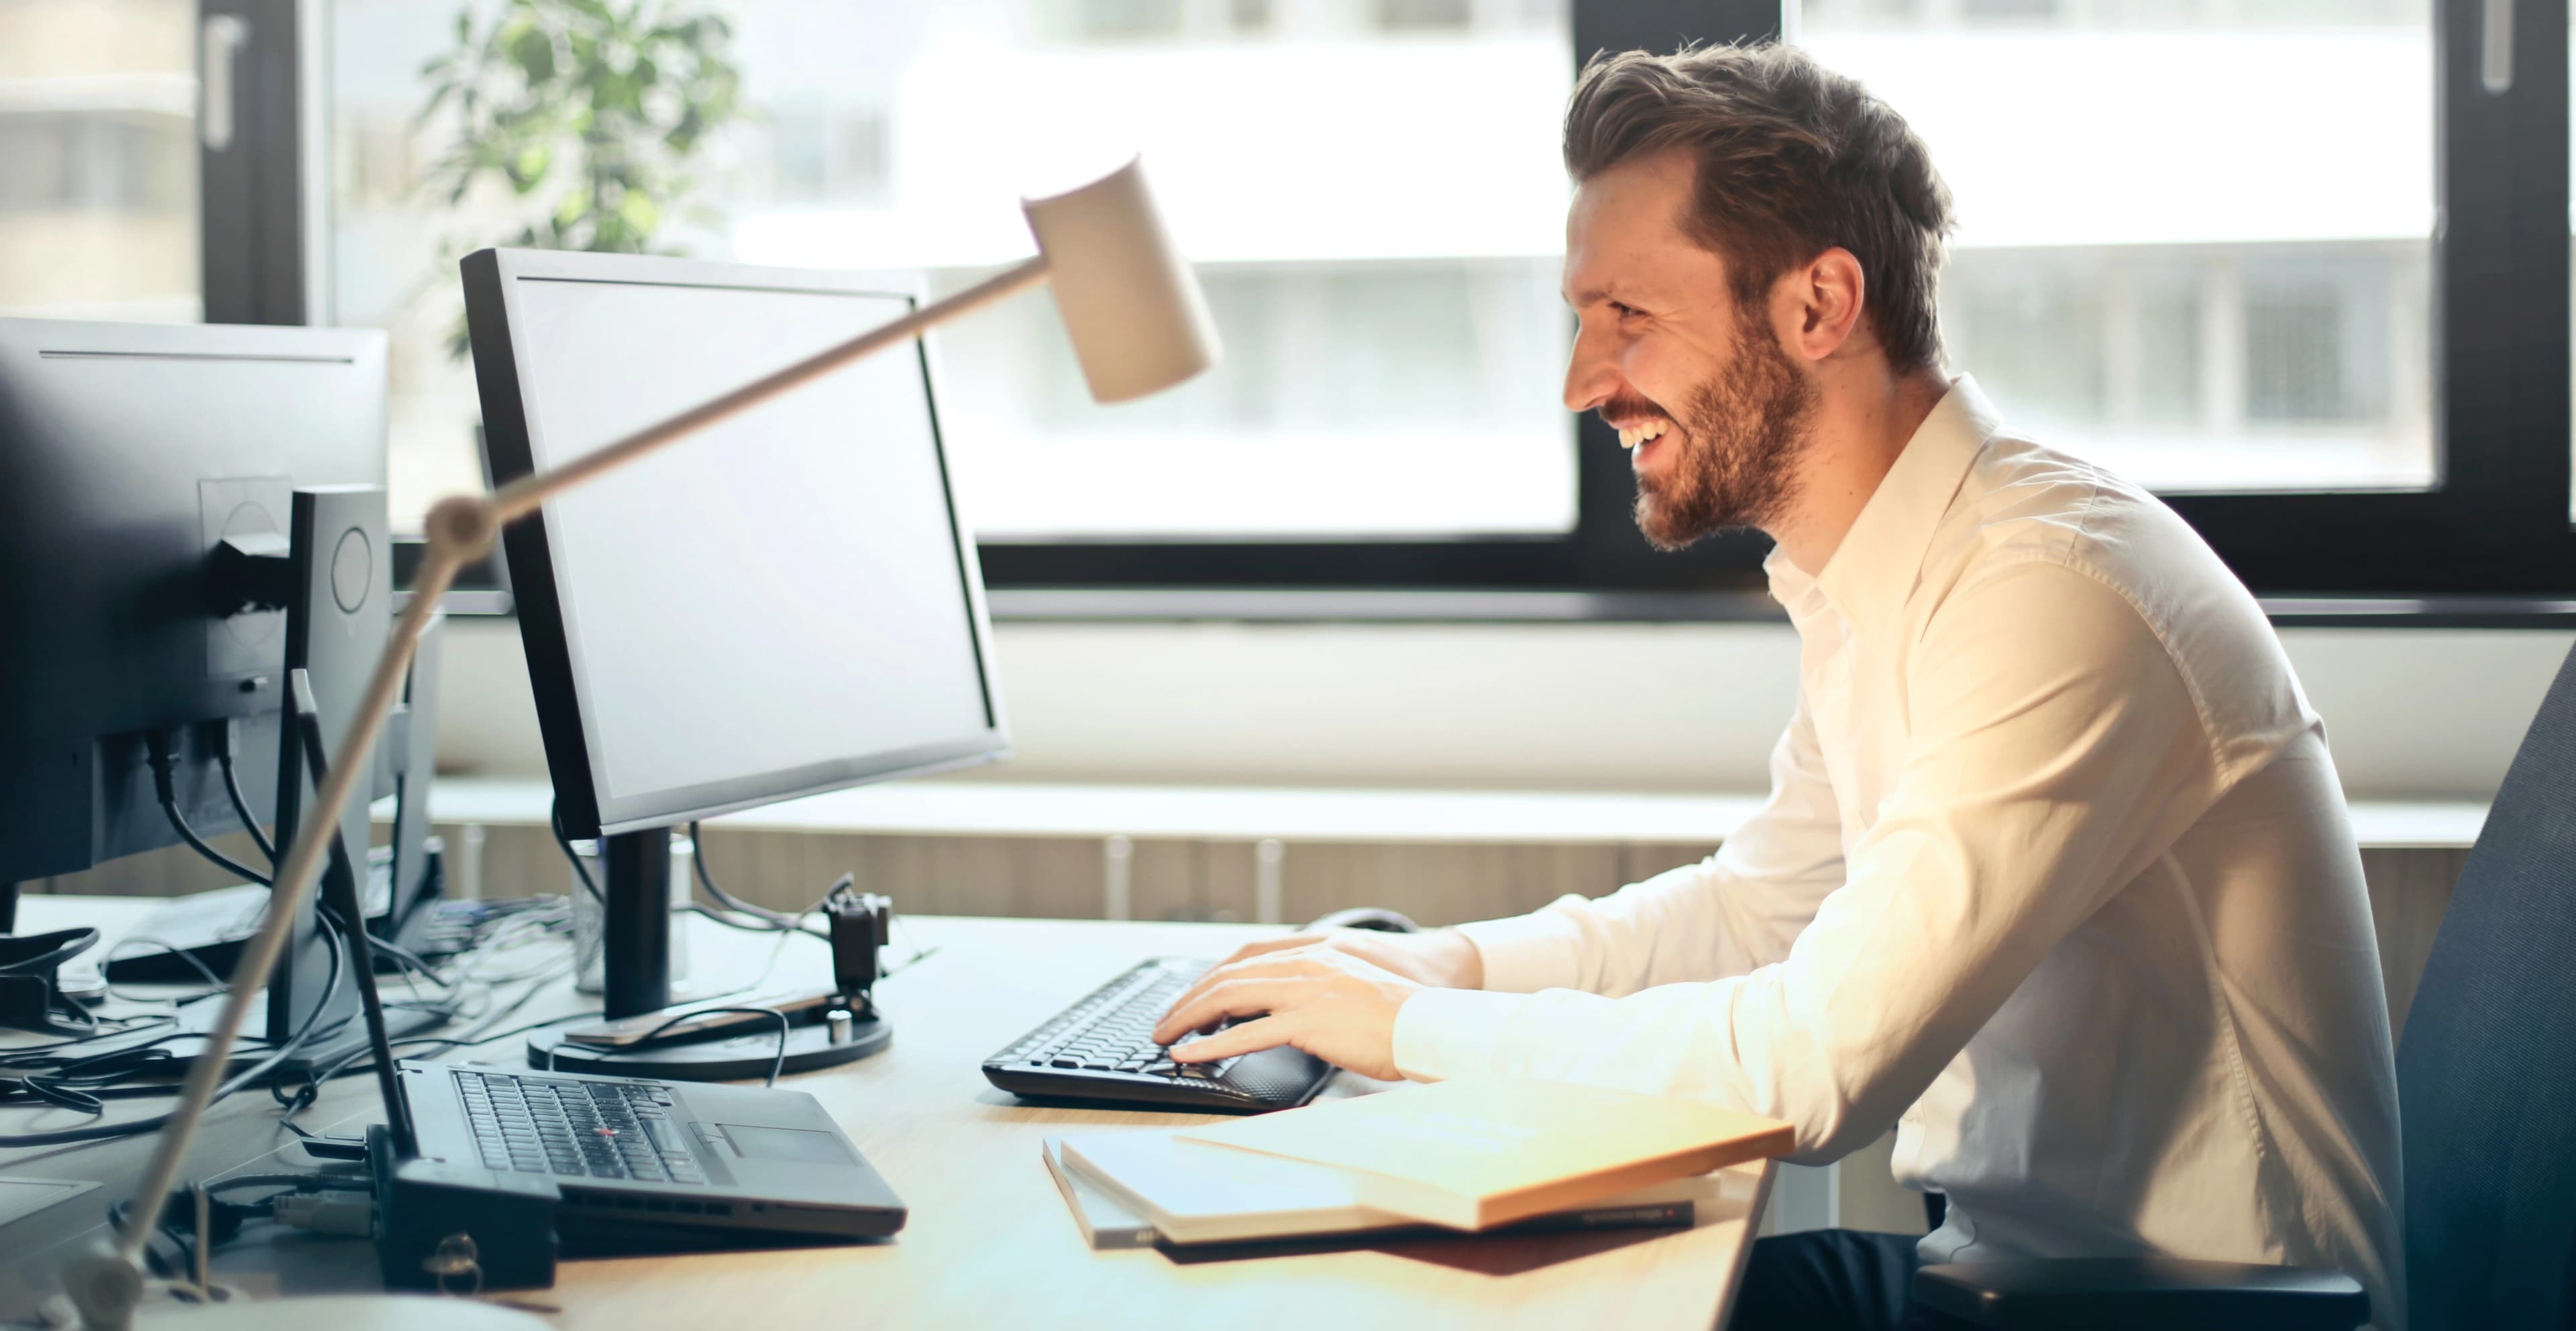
<box><xmin>549</xmin><ymin>799</ymin><xmax>605</xmax><ymax>905</ymax></box>
<box><xmin>548</xmin><ymin>799</ymin><xmax>608</xmax><ymax>983</ymax></box>
<box><xmin>213</xmin><ymin>721</ymin><xmax>278</xmax><ymax>868</ymax></box>
<box><xmin>148</xmin><ymin>729</ymin><xmax>272</xmax><ymax>888</ymax></box>
<box><xmin>0</xmin><ymin>908</ymin><xmax>350</xmax><ymax>1146</ymax></box>
<box><xmin>686</xmin><ymin>822</ymin><xmax>822</xmax><ymax>935</ymax></box>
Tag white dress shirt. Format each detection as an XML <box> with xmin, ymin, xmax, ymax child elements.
<box><xmin>1392</xmin><ymin>378</ymin><xmax>2405</xmax><ymax>1327</ymax></box>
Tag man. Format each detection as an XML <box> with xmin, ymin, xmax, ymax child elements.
<box><xmin>1149</xmin><ymin>41</ymin><xmax>2404</xmax><ymax>1331</ymax></box>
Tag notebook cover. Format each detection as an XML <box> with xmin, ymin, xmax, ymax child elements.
<box><xmin>1059</xmin><ymin>1128</ymin><xmax>1701</xmax><ymax>1246</ymax></box>
<box><xmin>1042</xmin><ymin>1136</ymin><xmax>1159</xmax><ymax>1250</ymax></box>
<box><xmin>1176</xmin><ymin>1077</ymin><xmax>1794</xmax><ymax>1230</ymax></box>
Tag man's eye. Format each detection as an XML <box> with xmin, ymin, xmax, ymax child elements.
<box><xmin>1611</xmin><ymin>302</ymin><xmax>1642</xmax><ymax>320</ymax></box>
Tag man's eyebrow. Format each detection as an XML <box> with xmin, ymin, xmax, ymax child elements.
<box><xmin>1564</xmin><ymin>283</ymin><xmax>1619</xmax><ymax>308</ymax></box>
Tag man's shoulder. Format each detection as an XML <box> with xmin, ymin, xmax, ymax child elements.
<box><xmin>1920</xmin><ymin>431</ymin><xmax>2314</xmax><ymax>776</ymax></box>
<box><xmin>1935</xmin><ymin>431</ymin><xmax>2235</xmax><ymax>616</ymax></box>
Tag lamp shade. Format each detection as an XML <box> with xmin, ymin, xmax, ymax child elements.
<box><xmin>1021</xmin><ymin>157</ymin><xmax>1222</xmax><ymax>404</ymax></box>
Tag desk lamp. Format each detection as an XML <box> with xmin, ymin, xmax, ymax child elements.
<box><xmin>60</xmin><ymin>156</ymin><xmax>1218</xmax><ymax>1331</ymax></box>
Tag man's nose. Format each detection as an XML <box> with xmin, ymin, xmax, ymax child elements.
<box><xmin>1563</xmin><ymin>321</ymin><xmax>1620</xmax><ymax>414</ymax></box>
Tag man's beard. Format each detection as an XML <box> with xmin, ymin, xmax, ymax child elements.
<box><xmin>1628</xmin><ymin>311</ymin><xmax>1818</xmax><ymax>552</ymax></box>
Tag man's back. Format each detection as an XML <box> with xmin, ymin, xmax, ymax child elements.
<box><xmin>1882</xmin><ymin>387</ymin><xmax>2404</xmax><ymax>1325</ymax></box>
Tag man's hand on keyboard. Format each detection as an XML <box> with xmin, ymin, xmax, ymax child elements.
<box><xmin>1190</xmin><ymin>926</ymin><xmax>1485</xmax><ymax>992</ymax></box>
<box><xmin>1148</xmin><ymin>944</ymin><xmax>1421</xmax><ymax>1082</ymax></box>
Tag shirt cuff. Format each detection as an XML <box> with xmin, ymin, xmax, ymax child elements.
<box><xmin>1392</xmin><ymin>987</ymin><xmax>1536</xmax><ymax>1083</ymax></box>
<box><xmin>1454</xmin><ymin>897</ymin><xmax>1589</xmax><ymax>994</ymax></box>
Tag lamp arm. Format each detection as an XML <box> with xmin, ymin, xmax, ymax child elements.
<box><xmin>83</xmin><ymin>250</ymin><xmax>1057</xmax><ymax>1324</ymax></box>
<box><xmin>491</xmin><ymin>254</ymin><xmax>1051</xmax><ymax>522</ymax></box>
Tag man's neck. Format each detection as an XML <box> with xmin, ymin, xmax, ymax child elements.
<box><xmin>1767</xmin><ymin>367</ymin><xmax>1953</xmax><ymax>576</ymax></box>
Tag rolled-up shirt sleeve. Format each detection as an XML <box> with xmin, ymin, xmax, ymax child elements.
<box><xmin>1393</xmin><ymin>560</ymin><xmax>2224</xmax><ymax>1162</ymax></box>
<box><xmin>1457</xmin><ymin>679</ymin><xmax>1850</xmax><ymax>998</ymax></box>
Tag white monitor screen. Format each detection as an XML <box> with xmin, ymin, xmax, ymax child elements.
<box><xmin>503</xmin><ymin>268</ymin><xmax>1000</xmax><ymax>825</ymax></box>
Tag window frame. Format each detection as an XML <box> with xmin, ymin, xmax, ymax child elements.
<box><xmin>327</xmin><ymin>1</ymin><xmax>2576</xmax><ymax>604</ymax></box>
<box><xmin>201</xmin><ymin>0</ymin><xmax>321</xmax><ymax>326</ymax></box>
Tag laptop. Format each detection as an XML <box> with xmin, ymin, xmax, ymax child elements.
<box><xmin>392</xmin><ymin>1060</ymin><xmax>906</xmax><ymax>1255</ymax></box>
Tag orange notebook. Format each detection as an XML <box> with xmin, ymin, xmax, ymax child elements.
<box><xmin>1177</xmin><ymin>1078</ymin><xmax>1793</xmax><ymax>1231</ymax></box>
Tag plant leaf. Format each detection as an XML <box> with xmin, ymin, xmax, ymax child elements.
<box><xmin>508</xmin><ymin>23</ymin><xmax>557</xmax><ymax>84</ymax></box>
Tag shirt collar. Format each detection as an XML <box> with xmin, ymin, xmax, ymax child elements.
<box><xmin>1765</xmin><ymin>375</ymin><xmax>2003</xmax><ymax>643</ymax></box>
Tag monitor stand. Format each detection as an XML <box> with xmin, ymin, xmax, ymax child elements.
<box><xmin>524</xmin><ymin>826</ymin><xmax>890</xmax><ymax>1081</ymax></box>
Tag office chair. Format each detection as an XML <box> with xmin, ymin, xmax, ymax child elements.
<box><xmin>1908</xmin><ymin>637</ymin><xmax>2576</xmax><ymax>1331</ymax></box>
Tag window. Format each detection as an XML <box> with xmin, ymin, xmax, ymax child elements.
<box><xmin>327</xmin><ymin>0</ymin><xmax>1576</xmax><ymax>539</ymax></box>
<box><xmin>281</xmin><ymin>0</ymin><xmax>2576</xmax><ymax>601</ymax></box>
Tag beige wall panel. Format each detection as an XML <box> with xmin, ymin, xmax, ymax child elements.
<box><xmin>462</xmin><ymin>824</ymin><xmax>573</xmax><ymax>902</ymax></box>
<box><xmin>677</xmin><ymin>829</ymin><xmax>1066</xmax><ymax>919</ymax></box>
<box><xmin>846</xmin><ymin>835</ymin><xmax>1107</xmax><ymax>919</ymax></box>
<box><xmin>1277</xmin><ymin>842</ymin><xmax>1624</xmax><ymax>929</ymax></box>
<box><xmin>1201</xmin><ymin>840</ymin><xmax>1259</xmax><ymax>923</ymax></box>
<box><xmin>1120</xmin><ymin>839</ymin><xmax>1196</xmax><ymax>922</ymax></box>
<box><xmin>1619</xmin><ymin>843</ymin><xmax>1723</xmax><ymax>887</ymax></box>
<box><xmin>2360</xmin><ymin>845</ymin><xmax>2468</xmax><ymax>1039</ymax></box>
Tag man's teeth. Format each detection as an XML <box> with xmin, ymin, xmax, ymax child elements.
<box><xmin>1617</xmin><ymin>420</ymin><xmax>1671</xmax><ymax>451</ymax></box>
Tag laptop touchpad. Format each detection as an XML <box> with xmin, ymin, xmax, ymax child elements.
<box><xmin>718</xmin><ymin>1124</ymin><xmax>858</xmax><ymax>1165</ymax></box>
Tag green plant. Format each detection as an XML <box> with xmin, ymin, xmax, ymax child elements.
<box><xmin>417</xmin><ymin>0</ymin><xmax>748</xmax><ymax>352</ymax></box>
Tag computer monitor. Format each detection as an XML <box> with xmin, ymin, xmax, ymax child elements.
<box><xmin>462</xmin><ymin>248</ymin><xmax>1009</xmax><ymax>1034</ymax></box>
<box><xmin>0</xmin><ymin>316</ymin><xmax>393</xmax><ymax>1053</ymax></box>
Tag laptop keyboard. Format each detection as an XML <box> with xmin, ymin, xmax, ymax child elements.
<box><xmin>456</xmin><ymin>1069</ymin><xmax>706</xmax><ymax>1183</ymax></box>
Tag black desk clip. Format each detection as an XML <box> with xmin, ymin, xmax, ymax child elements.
<box><xmin>0</xmin><ymin>928</ymin><xmax>104</xmax><ymax>1034</ymax></box>
<box><xmin>824</xmin><ymin>881</ymin><xmax>891</xmax><ymax>1018</ymax></box>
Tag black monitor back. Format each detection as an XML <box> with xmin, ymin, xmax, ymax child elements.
<box><xmin>0</xmin><ymin>318</ymin><xmax>388</xmax><ymax>882</ymax></box>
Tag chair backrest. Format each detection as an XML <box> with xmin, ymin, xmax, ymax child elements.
<box><xmin>2397</xmin><ymin>642</ymin><xmax>2576</xmax><ymax>1331</ymax></box>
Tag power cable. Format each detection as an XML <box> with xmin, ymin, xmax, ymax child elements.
<box><xmin>213</xmin><ymin>722</ymin><xmax>278</xmax><ymax>867</ymax></box>
<box><xmin>149</xmin><ymin>731</ymin><xmax>270</xmax><ymax>888</ymax></box>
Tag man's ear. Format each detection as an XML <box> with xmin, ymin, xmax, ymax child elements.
<box><xmin>1787</xmin><ymin>247</ymin><xmax>1868</xmax><ymax>362</ymax></box>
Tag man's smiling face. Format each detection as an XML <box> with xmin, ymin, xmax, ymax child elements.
<box><xmin>1561</xmin><ymin>147</ymin><xmax>1817</xmax><ymax>550</ymax></box>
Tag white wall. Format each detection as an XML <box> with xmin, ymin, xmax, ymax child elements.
<box><xmin>434</xmin><ymin>617</ymin><xmax>2573</xmax><ymax>801</ymax></box>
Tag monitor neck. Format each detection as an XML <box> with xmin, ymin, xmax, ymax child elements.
<box><xmin>600</xmin><ymin>827</ymin><xmax>675</xmax><ymax>1020</ymax></box>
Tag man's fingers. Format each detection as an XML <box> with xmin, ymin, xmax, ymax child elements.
<box><xmin>1170</xmin><ymin>1015</ymin><xmax>1289</xmax><ymax>1063</ymax></box>
<box><xmin>1151</xmin><ymin>977</ymin><xmax>1292</xmax><ymax>1045</ymax></box>
<box><xmin>1155</xmin><ymin>953</ymin><xmax>1324</xmax><ymax>1036</ymax></box>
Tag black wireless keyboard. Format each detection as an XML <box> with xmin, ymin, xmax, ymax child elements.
<box><xmin>981</xmin><ymin>958</ymin><xmax>1336</xmax><ymax>1113</ymax></box>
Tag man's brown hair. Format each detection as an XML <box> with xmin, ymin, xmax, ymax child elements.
<box><xmin>1564</xmin><ymin>42</ymin><xmax>1953</xmax><ymax>371</ymax></box>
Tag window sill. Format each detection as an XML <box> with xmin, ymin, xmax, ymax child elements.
<box><xmin>397</xmin><ymin>776</ymin><xmax>2485</xmax><ymax>851</ymax></box>
<box><xmin>413</xmin><ymin>587</ymin><xmax>2576</xmax><ymax>628</ymax></box>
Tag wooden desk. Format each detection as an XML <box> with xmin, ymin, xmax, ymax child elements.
<box><xmin>1</xmin><ymin>905</ymin><xmax>1773</xmax><ymax>1330</ymax></box>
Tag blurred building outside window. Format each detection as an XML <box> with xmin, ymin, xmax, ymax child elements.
<box><xmin>0</xmin><ymin>0</ymin><xmax>203</xmax><ymax>323</ymax></box>
<box><xmin>1802</xmin><ymin>0</ymin><xmax>2434</xmax><ymax>492</ymax></box>
<box><xmin>329</xmin><ymin>0</ymin><xmax>1578</xmax><ymax>539</ymax></box>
